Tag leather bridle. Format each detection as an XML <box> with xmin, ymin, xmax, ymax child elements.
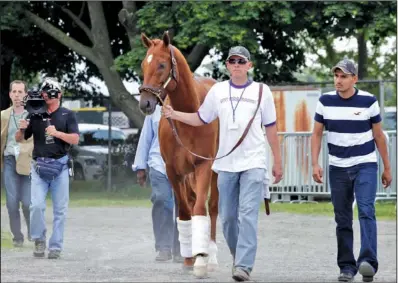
<box><xmin>138</xmin><ymin>45</ymin><xmax>178</xmax><ymax>105</ymax></box>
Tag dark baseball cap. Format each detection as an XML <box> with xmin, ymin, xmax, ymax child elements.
<box><xmin>331</xmin><ymin>59</ymin><xmax>358</xmax><ymax>76</ymax></box>
<box><xmin>227</xmin><ymin>46</ymin><xmax>251</xmax><ymax>61</ymax></box>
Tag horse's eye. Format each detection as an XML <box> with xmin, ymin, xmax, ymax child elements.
<box><xmin>158</xmin><ymin>63</ymin><xmax>166</xmax><ymax>70</ymax></box>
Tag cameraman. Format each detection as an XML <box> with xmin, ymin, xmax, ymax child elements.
<box><xmin>1</xmin><ymin>80</ymin><xmax>33</xmax><ymax>247</ymax></box>
<box><xmin>15</xmin><ymin>77</ymin><xmax>79</xmax><ymax>259</ymax></box>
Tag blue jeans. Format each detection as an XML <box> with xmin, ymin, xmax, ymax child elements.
<box><xmin>329</xmin><ymin>162</ymin><xmax>378</xmax><ymax>276</ymax></box>
<box><xmin>217</xmin><ymin>168</ymin><xmax>265</xmax><ymax>273</ymax></box>
<box><xmin>30</xmin><ymin>155</ymin><xmax>69</xmax><ymax>251</ymax></box>
<box><xmin>3</xmin><ymin>155</ymin><xmax>31</xmax><ymax>242</ymax></box>
<box><xmin>148</xmin><ymin>167</ymin><xmax>180</xmax><ymax>255</ymax></box>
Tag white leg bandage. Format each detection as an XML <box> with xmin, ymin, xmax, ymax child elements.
<box><xmin>177</xmin><ymin>218</ymin><xmax>192</xmax><ymax>258</ymax></box>
<box><xmin>191</xmin><ymin>215</ymin><xmax>209</xmax><ymax>257</ymax></box>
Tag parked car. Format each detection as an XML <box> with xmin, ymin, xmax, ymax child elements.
<box><xmin>69</xmin><ymin>123</ymin><xmax>127</xmax><ymax>181</ymax></box>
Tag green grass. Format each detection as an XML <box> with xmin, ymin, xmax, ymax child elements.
<box><xmin>67</xmin><ymin>180</ymin><xmax>152</xmax><ymax>207</ymax></box>
<box><xmin>1</xmin><ymin>180</ymin><xmax>152</xmax><ymax>208</ymax></box>
<box><xmin>1</xmin><ymin>181</ymin><xmax>396</xmax><ymax>221</ymax></box>
<box><xmin>1</xmin><ymin>231</ymin><xmax>13</xmax><ymax>249</ymax></box>
<box><xmin>270</xmin><ymin>202</ymin><xmax>396</xmax><ymax>221</ymax></box>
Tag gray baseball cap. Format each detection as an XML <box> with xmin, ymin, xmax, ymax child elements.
<box><xmin>227</xmin><ymin>46</ymin><xmax>251</xmax><ymax>61</ymax></box>
<box><xmin>331</xmin><ymin>59</ymin><xmax>358</xmax><ymax>76</ymax></box>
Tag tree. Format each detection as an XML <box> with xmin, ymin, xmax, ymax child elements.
<box><xmin>9</xmin><ymin>1</ymin><xmax>395</xmax><ymax>127</ymax></box>
<box><xmin>308</xmin><ymin>1</ymin><xmax>397</xmax><ymax>79</ymax></box>
<box><xmin>20</xmin><ymin>1</ymin><xmax>321</xmax><ymax>127</ymax></box>
<box><xmin>17</xmin><ymin>1</ymin><xmax>145</xmax><ymax>126</ymax></box>
<box><xmin>293</xmin><ymin>2</ymin><xmax>397</xmax><ymax>104</ymax></box>
<box><xmin>0</xmin><ymin>2</ymin><xmax>105</xmax><ymax>110</ymax></box>
<box><xmin>116</xmin><ymin>1</ymin><xmax>325</xmax><ymax>83</ymax></box>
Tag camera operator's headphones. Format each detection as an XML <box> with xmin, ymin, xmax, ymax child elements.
<box><xmin>40</xmin><ymin>78</ymin><xmax>62</xmax><ymax>99</ymax></box>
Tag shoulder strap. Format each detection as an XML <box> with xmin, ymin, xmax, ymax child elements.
<box><xmin>214</xmin><ymin>82</ymin><xmax>263</xmax><ymax>159</ymax></box>
<box><xmin>167</xmin><ymin>83</ymin><xmax>263</xmax><ymax>161</ymax></box>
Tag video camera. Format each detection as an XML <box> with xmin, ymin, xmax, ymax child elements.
<box><xmin>23</xmin><ymin>78</ymin><xmax>62</xmax><ymax>116</ymax></box>
<box><xmin>23</xmin><ymin>87</ymin><xmax>47</xmax><ymax>116</ymax></box>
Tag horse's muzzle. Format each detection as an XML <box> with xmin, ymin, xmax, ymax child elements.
<box><xmin>139</xmin><ymin>85</ymin><xmax>167</xmax><ymax>106</ymax></box>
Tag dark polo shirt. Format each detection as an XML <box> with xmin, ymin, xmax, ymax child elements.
<box><xmin>25</xmin><ymin>107</ymin><xmax>79</xmax><ymax>159</ymax></box>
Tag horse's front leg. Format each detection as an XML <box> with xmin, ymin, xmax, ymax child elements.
<box><xmin>192</xmin><ymin>161</ymin><xmax>213</xmax><ymax>278</ymax></box>
<box><xmin>166</xmin><ymin>165</ymin><xmax>195</xmax><ymax>270</ymax></box>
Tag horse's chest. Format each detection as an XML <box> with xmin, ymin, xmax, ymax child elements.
<box><xmin>162</xmin><ymin>142</ymin><xmax>191</xmax><ymax>165</ymax></box>
<box><xmin>159</xmin><ymin>130</ymin><xmax>194</xmax><ymax>174</ymax></box>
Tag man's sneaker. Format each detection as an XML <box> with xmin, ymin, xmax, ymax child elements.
<box><xmin>232</xmin><ymin>267</ymin><xmax>251</xmax><ymax>282</ymax></box>
<box><xmin>13</xmin><ymin>240</ymin><xmax>23</xmax><ymax>248</ymax></box>
<box><xmin>173</xmin><ymin>254</ymin><xmax>184</xmax><ymax>263</ymax></box>
<box><xmin>359</xmin><ymin>261</ymin><xmax>375</xmax><ymax>282</ymax></box>
<box><xmin>338</xmin><ymin>272</ymin><xmax>354</xmax><ymax>282</ymax></box>
<box><xmin>48</xmin><ymin>250</ymin><xmax>61</xmax><ymax>259</ymax></box>
<box><xmin>33</xmin><ymin>240</ymin><xmax>46</xmax><ymax>258</ymax></box>
<box><xmin>155</xmin><ymin>250</ymin><xmax>172</xmax><ymax>262</ymax></box>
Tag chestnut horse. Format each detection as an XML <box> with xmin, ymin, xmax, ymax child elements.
<box><xmin>138</xmin><ymin>31</ymin><xmax>219</xmax><ymax>278</ymax></box>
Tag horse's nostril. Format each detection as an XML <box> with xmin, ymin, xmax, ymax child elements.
<box><xmin>146</xmin><ymin>100</ymin><xmax>151</xmax><ymax>109</ymax></box>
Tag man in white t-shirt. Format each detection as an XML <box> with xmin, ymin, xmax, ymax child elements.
<box><xmin>162</xmin><ymin>46</ymin><xmax>282</xmax><ymax>282</ymax></box>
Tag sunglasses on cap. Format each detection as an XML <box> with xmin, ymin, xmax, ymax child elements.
<box><xmin>227</xmin><ymin>58</ymin><xmax>248</xmax><ymax>65</ymax></box>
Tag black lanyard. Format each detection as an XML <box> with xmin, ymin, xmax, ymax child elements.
<box><xmin>229</xmin><ymin>81</ymin><xmax>249</xmax><ymax>123</ymax></box>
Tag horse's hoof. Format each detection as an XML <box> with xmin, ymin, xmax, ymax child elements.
<box><xmin>193</xmin><ymin>256</ymin><xmax>208</xmax><ymax>278</ymax></box>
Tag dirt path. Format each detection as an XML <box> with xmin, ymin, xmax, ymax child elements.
<box><xmin>1</xmin><ymin>207</ymin><xmax>396</xmax><ymax>282</ymax></box>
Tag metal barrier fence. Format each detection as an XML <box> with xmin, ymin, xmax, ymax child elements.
<box><xmin>377</xmin><ymin>131</ymin><xmax>397</xmax><ymax>201</ymax></box>
<box><xmin>265</xmin><ymin>131</ymin><xmax>397</xmax><ymax>203</ymax></box>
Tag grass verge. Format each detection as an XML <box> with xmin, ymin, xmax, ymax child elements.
<box><xmin>270</xmin><ymin>202</ymin><xmax>396</xmax><ymax>221</ymax></box>
<box><xmin>1</xmin><ymin>231</ymin><xmax>13</xmax><ymax>249</ymax></box>
<box><xmin>1</xmin><ymin>181</ymin><xmax>396</xmax><ymax>221</ymax></box>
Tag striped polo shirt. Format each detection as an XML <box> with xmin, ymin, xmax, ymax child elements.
<box><xmin>314</xmin><ymin>88</ymin><xmax>382</xmax><ymax>167</ymax></box>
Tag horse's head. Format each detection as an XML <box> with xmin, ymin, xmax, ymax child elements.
<box><xmin>139</xmin><ymin>31</ymin><xmax>179</xmax><ymax>115</ymax></box>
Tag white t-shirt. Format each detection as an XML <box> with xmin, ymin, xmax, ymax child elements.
<box><xmin>198</xmin><ymin>80</ymin><xmax>276</xmax><ymax>173</ymax></box>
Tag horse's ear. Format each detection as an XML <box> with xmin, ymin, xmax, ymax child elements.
<box><xmin>163</xmin><ymin>31</ymin><xmax>170</xmax><ymax>47</ymax></box>
<box><xmin>141</xmin><ymin>33</ymin><xmax>152</xmax><ymax>49</ymax></box>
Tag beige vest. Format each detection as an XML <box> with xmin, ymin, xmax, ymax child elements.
<box><xmin>1</xmin><ymin>107</ymin><xmax>34</xmax><ymax>175</ymax></box>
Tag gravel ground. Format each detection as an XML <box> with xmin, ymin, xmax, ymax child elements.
<box><xmin>1</xmin><ymin>207</ymin><xmax>396</xmax><ymax>282</ymax></box>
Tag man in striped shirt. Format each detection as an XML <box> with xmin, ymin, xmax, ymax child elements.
<box><xmin>311</xmin><ymin>59</ymin><xmax>392</xmax><ymax>283</ymax></box>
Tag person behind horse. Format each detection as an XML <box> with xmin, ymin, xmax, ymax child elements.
<box><xmin>133</xmin><ymin>104</ymin><xmax>183</xmax><ymax>263</ymax></box>
<box><xmin>1</xmin><ymin>80</ymin><xmax>33</xmax><ymax>247</ymax></box>
<box><xmin>311</xmin><ymin>59</ymin><xmax>392</xmax><ymax>283</ymax></box>
<box><xmin>162</xmin><ymin>46</ymin><xmax>283</xmax><ymax>282</ymax></box>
